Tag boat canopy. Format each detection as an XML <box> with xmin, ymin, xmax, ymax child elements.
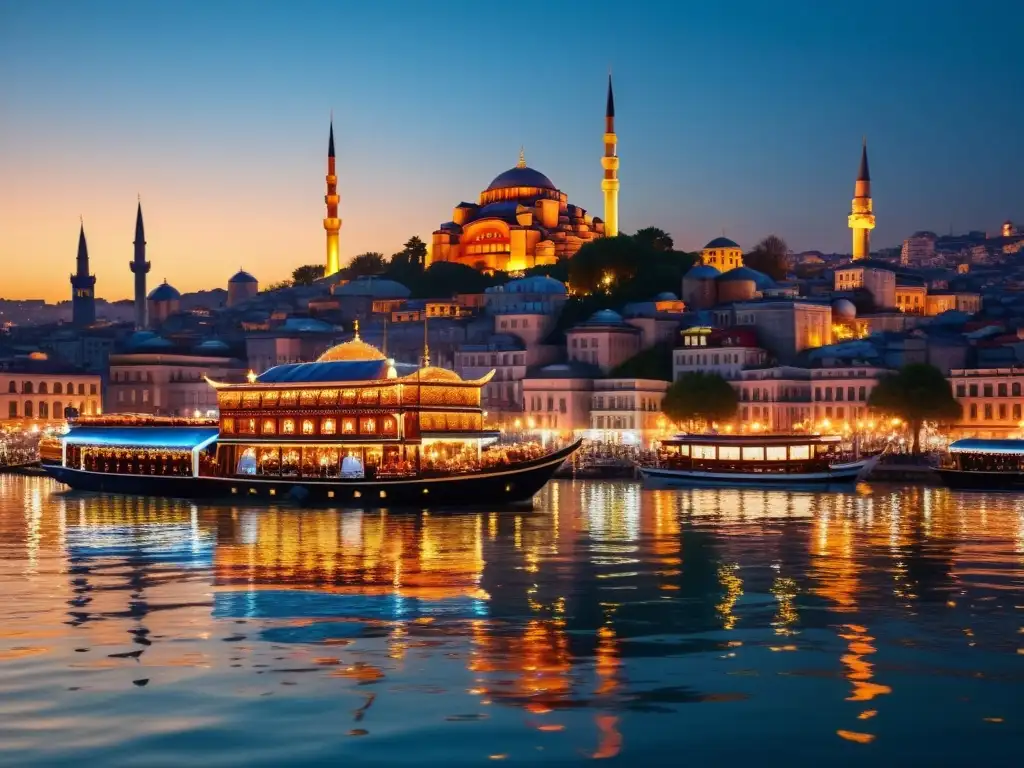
<box><xmin>662</xmin><ymin>434</ymin><xmax>842</xmax><ymax>447</ymax></box>
<box><xmin>948</xmin><ymin>438</ymin><xmax>1024</xmax><ymax>455</ymax></box>
<box><xmin>256</xmin><ymin>360</ymin><xmax>419</xmax><ymax>384</ymax></box>
<box><xmin>63</xmin><ymin>426</ymin><xmax>219</xmax><ymax>451</ymax></box>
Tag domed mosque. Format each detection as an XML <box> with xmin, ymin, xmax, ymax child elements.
<box><xmin>431</xmin><ymin>77</ymin><xmax>621</xmax><ymax>273</ymax></box>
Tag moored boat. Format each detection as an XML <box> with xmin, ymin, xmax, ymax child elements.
<box><xmin>638</xmin><ymin>433</ymin><xmax>877</xmax><ymax>489</ymax></box>
<box><xmin>936</xmin><ymin>439</ymin><xmax>1024</xmax><ymax>491</ymax></box>
<box><xmin>42</xmin><ymin>332</ymin><xmax>581</xmax><ymax>507</ymax></box>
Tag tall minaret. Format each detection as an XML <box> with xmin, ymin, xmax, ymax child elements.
<box><xmin>70</xmin><ymin>221</ymin><xmax>96</xmax><ymax>327</ymax></box>
<box><xmin>323</xmin><ymin>118</ymin><xmax>341</xmax><ymax>276</ymax></box>
<box><xmin>600</xmin><ymin>74</ymin><xmax>620</xmax><ymax>237</ymax></box>
<box><xmin>848</xmin><ymin>139</ymin><xmax>875</xmax><ymax>261</ymax></box>
<box><xmin>130</xmin><ymin>199</ymin><xmax>151</xmax><ymax>329</ymax></box>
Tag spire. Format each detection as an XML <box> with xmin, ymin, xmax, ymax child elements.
<box><xmin>606</xmin><ymin>73</ymin><xmax>615</xmax><ymax>119</ymax></box>
<box><xmin>328</xmin><ymin>117</ymin><xmax>335</xmax><ymax>159</ymax></box>
<box><xmin>857</xmin><ymin>137</ymin><xmax>870</xmax><ymax>182</ymax></box>
<box><xmin>76</xmin><ymin>221</ymin><xmax>89</xmax><ymax>274</ymax></box>
<box><xmin>134</xmin><ymin>199</ymin><xmax>145</xmax><ymax>248</ymax></box>
<box><xmin>517</xmin><ymin>146</ymin><xmax>526</xmax><ymax>169</ymax></box>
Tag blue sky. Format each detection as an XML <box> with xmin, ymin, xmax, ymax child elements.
<box><xmin>1</xmin><ymin>0</ymin><xmax>1021</xmax><ymax>299</ymax></box>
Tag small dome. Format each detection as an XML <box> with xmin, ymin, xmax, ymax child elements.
<box><xmin>229</xmin><ymin>269</ymin><xmax>257</xmax><ymax>284</ymax></box>
<box><xmin>587</xmin><ymin>309</ymin><xmax>624</xmax><ymax>324</ymax></box>
<box><xmin>684</xmin><ymin>264</ymin><xmax>722</xmax><ymax>280</ymax></box>
<box><xmin>317</xmin><ymin>336</ymin><xmax>387</xmax><ymax>363</ymax></box>
<box><xmin>719</xmin><ymin>266</ymin><xmax>775</xmax><ymax>289</ymax></box>
<box><xmin>703</xmin><ymin>236</ymin><xmax>741</xmax><ymax>250</ymax></box>
<box><xmin>148</xmin><ymin>280</ymin><xmax>181</xmax><ymax>301</ymax></box>
<box><xmin>493</xmin><ymin>275</ymin><xmax>567</xmax><ymax>295</ymax></box>
<box><xmin>831</xmin><ymin>298</ymin><xmax>857</xmax><ymax>320</ymax></box>
<box><xmin>334</xmin><ymin>276</ymin><xmax>411</xmax><ymax>299</ymax></box>
<box><xmin>655</xmin><ymin>291</ymin><xmax>679</xmax><ymax>301</ymax></box>
<box><xmin>137</xmin><ymin>335</ymin><xmax>174</xmax><ymax>350</ymax></box>
<box><xmin>417</xmin><ymin>366</ymin><xmax>463</xmax><ymax>383</ymax></box>
<box><xmin>195</xmin><ymin>339</ymin><xmax>230</xmax><ymax>352</ymax></box>
<box><xmin>486</xmin><ymin>166</ymin><xmax>556</xmax><ymax>192</ymax></box>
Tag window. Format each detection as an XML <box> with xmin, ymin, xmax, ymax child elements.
<box><xmin>142</xmin><ymin>390</ymin><xmax>149</xmax><ymax>403</ymax></box>
<box><xmin>847</xmin><ymin>387</ymin><xmax>855</xmax><ymax>401</ymax></box>
<box><xmin>1014</xmin><ymin>404</ymin><xmax>1021</xmax><ymax>420</ymax></box>
<box><xmin>53</xmin><ymin>401</ymin><xmax>62</xmax><ymax>417</ymax></box>
<box><xmin>262</xmin><ymin>419</ymin><xmax>276</xmax><ymax>434</ymax></box>
<box><xmin>24</xmin><ymin>401</ymin><xmax>33</xmax><ymax>418</ymax></box>
<box><xmin>67</xmin><ymin>382</ymin><xmax>73</xmax><ymax>394</ymax></box>
<box><xmin>692</xmin><ymin>445</ymin><xmax>716</xmax><ymax>460</ymax></box>
<box><xmin>39</xmin><ymin>402</ymin><xmax>48</xmax><ymax>419</ymax></box>
<box><xmin>342</xmin><ymin>418</ymin><xmax>356</xmax><ymax>434</ymax></box>
<box><xmin>22</xmin><ymin>382</ymin><xmax>32</xmax><ymax>394</ymax></box>
<box><xmin>322</xmin><ymin>418</ymin><xmax>336</xmax><ymax>435</ymax></box>
<box><xmin>1014</xmin><ymin>383</ymin><xmax>1022</xmax><ymax>397</ymax></box>
<box><xmin>790</xmin><ymin>445</ymin><xmax>811</xmax><ymax>460</ymax></box>
<box><xmin>835</xmin><ymin>388</ymin><xmax>843</xmax><ymax>401</ymax></box>
<box><xmin>969</xmin><ymin>384</ymin><xmax>978</xmax><ymax>397</ymax></box>
<box><xmin>559</xmin><ymin>398</ymin><xmax>566</xmax><ymax>414</ymax></box>
<box><xmin>282</xmin><ymin>419</ymin><xmax>295</xmax><ymax>434</ymax></box>
<box><xmin>117</xmin><ymin>390</ymin><xmax>125</xmax><ymax>403</ymax></box>
<box><xmin>766</xmin><ymin>446</ymin><xmax>787</xmax><ymax>461</ymax></box>
<box><xmin>7</xmin><ymin>402</ymin><xmax>16</xmax><ymax>418</ymax></box>
<box><xmin>970</xmin><ymin>404</ymin><xmax>977</xmax><ymax>420</ymax></box>
<box><xmin>90</xmin><ymin>384</ymin><xmax>97</xmax><ymax>395</ymax></box>
<box><xmin>302</xmin><ymin>419</ymin><xmax>315</xmax><ymax>435</ymax></box>
<box><xmin>999</xmin><ymin>404</ymin><xmax>1007</xmax><ymax>420</ymax></box>
<box><xmin>984</xmin><ymin>404</ymin><xmax>993</xmax><ymax>420</ymax></box>
<box><xmin>741</xmin><ymin>446</ymin><xmax>765</xmax><ymax>461</ymax></box>
<box><xmin>222</xmin><ymin>417</ymin><xmax>235</xmax><ymax>433</ymax></box>
<box><xmin>78</xmin><ymin>384</ymin><xmax>85</xmax><ymax>395</ymax></box>
<box><xmin>718</xmin><ymin>446</ymin><xmax>740</xmax><ymax>460</ymax></box>
<box><xmin>858</xmin><ymin>386</ymin><xmax>866</xmax><ymax>401</ymax></box>
<box><xmin>39</xmin><ymin>383</ymin><xmax>48</xmax><ymax>394</ymax></box>
<box><xmin>360</xmin><ymin>417</ymin><xmax>376</xmax><ymax>433</ymax></box>
<box><xmin>984</xmin><ymin>384</ymin><xmax>993</xmax><ymax>397</ymax></box>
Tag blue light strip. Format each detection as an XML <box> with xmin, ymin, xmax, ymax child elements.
<box><xmin>63</xmin><ymin>427</ymin><xmax>219</xmax><ymax>450</ymax></box>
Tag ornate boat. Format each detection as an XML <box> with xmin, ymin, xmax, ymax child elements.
<box><xmin>936</xmin><ymin>439</ymin><xmax>1024</xmax><ymax>490</ymax></box>
<box><xmin>637</xmin><ymin>433</ymin><xmax>877</xmax><ymax>489</ymax></box>
<box><xmin>42</xmin><ymin>331</ymin><xmax>580</xmax><ymax>507</ymax></box>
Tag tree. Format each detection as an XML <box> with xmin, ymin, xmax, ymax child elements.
<box><xmin>346</xmin><ymin>252</ymin><xmax>387</xmax><ymax>278</ymax></box>
<box><xmin>609</xmin><ymin>341</ymin><xmax>673</xmax><ymax>381</ymax></box>
<box><xmin>385</xmin><ymin>235</ymin><xmax>429</xmax><ymax>286</ymax></box>
<box><xmin>744</xmin><ymin>234</ymin><xmax>790</xmax><ymax>281</ymax></box>
<box><xmin>568</xmin><ymin>235</ymin><xmax>641</xmax><ymax>294</ymax></box>
<box><xmin>867</xmin><ymin>363</ymin><xmax>961</xmax><ymax>454</ymax></box>
<box><xmin>292</xmin><ymin>264</ymin><xmax>325</xmax><ymax>286</ymax></box>
<box><xmin>264</xmin><ymin>279</ymin><xmax>292</xmax><ymax>292</ymax></box>
<box><xmin>633</xmin><ymin>226</ymin><xmax>674</xmax><ymax>253</ymax></box>
<box><xmin>662</xmin><ymin>372</ymin><xmax>739</xmax><ymax>431</ymax></box>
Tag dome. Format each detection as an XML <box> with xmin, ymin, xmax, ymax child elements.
<box><xmin>719</xmin><ymin>266</ymin><xmax>775</xmax><ymax>289</ymax></box>
<box><xmin>703</xmin><ymin>236</ymin><xmax>741</xmax><ymax>250</ymax></box>
<box><xmin>333</xmin><ymin>276</ymin><xmax>411</xmax><ymax>299</ymax></box>
<box><xmin>316</xmin><ymin>336</ymin><xmax>387</xmax><ymax>363</ymax></box>
<box><xmin>418</xmin><ymin>366</ymin><xmax>463</xmax><ymax>383</ymax></box>
<box><xmin>684</xmin><ymin>264</ymin><xmax>721</xmax><ymax>280</ymax></box>
<box><xmin>831</xmin><ymin>298</ymin><xmax>857</xmax><ymax>320</ymax></box>
<box><xmin>137</xmin><ymin>335</ymin><xmax>174</xmax><ymax>351</ymax></box>
<box><xmin>486</xmin><ymin>166</ymin><xmax>556</xmax><ymax>192</ymax></box>
<box><xmin>148</xmin><ymin>280</ymin><xmax>181</xmax><ymax>301</ymax></box>
<box><xmin>655</xmin><ymin>291</ymin><xmax>679</xmax><ymax>301</ymax></box>
<box><xmin>229</xmin><ymin>269</ymin><xmax>257</xmax><ymax>284</ymax></box>
<box><xmin>587</xmin><ymin>309</ymin><xmax>624</xmax><ymax>324</ymax></box>
<box><xmin>496</xmin><ymin>275</ymin><xmax>567</xmax><ymax>295</ymax></box>
<box><xmin>195</xmin><ymin>339</ymin><xmax>230</xmax><ymax>352</ymax></box>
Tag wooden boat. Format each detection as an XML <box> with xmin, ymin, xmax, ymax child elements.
<box><xmin>42</xmin><ymin>332</ymin><xmax>580</xmax><ymax>507</ymax></box>
<box><xmin>637</xmin><ymin>433</ymin><xmax>877</xmax><ymax>489</ymax></box>
<box><xmin>936</xmin><ymin>439</ymin><xmax>1024</xmax><ymax>490</ymax></box>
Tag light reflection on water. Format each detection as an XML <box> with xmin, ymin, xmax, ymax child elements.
<box><xmin>1</xmin><ymin>476</ymin><xmax>1023</xmax><ymax>765</ymax></box>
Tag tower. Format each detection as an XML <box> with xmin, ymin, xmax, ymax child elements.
<box><xmin>323</xmin><ymin>118</ymin><xmax>342</xmax><ymax>276</ymax></box>
<box><xmin>70</xmin><ymin>221</ymin><xmax>96</xmax><ymax>327</ymax></box>
<box><xmin>130</xmin><ymin>199</ymin><xmax>151</xmax><ymax>329</ymax></box>
<box><xmin>848</xmin><ymin>139</ymin><xmax>875</xmax><ymax>261</ymax></box>
<box><xmin>601</xmin><ymin>74</ymin><xmax>619</xmax><ymax>237</ymax></box>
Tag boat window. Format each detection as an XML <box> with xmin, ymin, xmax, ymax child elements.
<box><xmin>258</xmin><ymin>448</ymin><xmax>280</xmax><ymax>475</ymax></box>
<box><xmin>741</xmin><ymin>446</ymin><xmax>765</xmax><ymax>461</ymax></box>
<box><xmin>718</xmin><ymin>446</ymin><xmax>740</xmax><ymax>460</ymax></box>
<box><xmin>261</xmin><ymin>419</ymin><xmax>276</xmax><ymax>435</ymax></box>
<box><xmin>282</xmin><ymin>419</ymin><xmax>295</xmax><ymax>434</ymax></box>
<box><xmin>322</xmin><ymin>418</ymin><xmax>336</xmax><ymax>435</ymax></box>
<box><xmin>342</xmin><ymin>390</ymin><xmax>357</xmax><ymax>405</ymax></box>
<box><xmin>342</xmin><ymin>417</ymin><xmax>357</xmax><ymax>435</ymax></box>
<box><xmin>341</xmin><ymin>450</ymin><xmax>364</xmax><ymax>478</ymax></box>
<box><xmin>766</xmin><ymin>446</ymin><xmax>787</xmax><ymax>461</ymax></box>
<box><xmin>678</xmin><ymin>444</ymin><xmax>690</xmax><ymax>457</ymax></box>
<box><xmin>790</xmin><ymin>445</ymin><xmax>811</xmax><ymax>460</ymax></box>
<box><xmin>381</xmin><ymin>417</ymin><xmax>397</xmax><ymax>436</ymax></box>
<box><xmin>222</xmin><ymin>417</ymin><xmax>235</xmax><ymax>434</ymax></box>
<box><xmin>236</xmin><ymin>448</ymin><xmax>257</xmax><ymax>475</ymax></box>
<box><xmin>692</xmin><ymin>445</ymin><xmax>716</xmax><ymax>460</ymax></box>
<box><xmin>815</xmin><ymin>443</ymin><xmax>829</xmax><ymax>455</ymax></box>
<box><xmin>238</xmin><ymin>418</ymin><xmax>257</xmax><ymax>435</ymax></box>
<box><xmin>281</xmin><ymin>448</ymin><xmax>300</xmax><ymax>476</ymax></box>
<box><xmin>360</xmin><ymin>417</ymin><xmax>376</xmax><ymax>434</ymax></box>
<box><xmin>301</xmin><ymin>419</ymin><xmax>315</xmax><ymax>435</ymax></box>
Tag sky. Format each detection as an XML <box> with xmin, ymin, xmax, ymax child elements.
<box><xmin>1</xmin><ymin>0</ymin><xmax>1022</xmax><ymax>302</ymax></box>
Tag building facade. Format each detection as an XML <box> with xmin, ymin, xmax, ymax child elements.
<box><xmin>949</xmin><ymin>367</ymin><xmax>1024</xmax><ymax>437</ymax></box>
<box><xmin>1</xmin><ymin>368</ymin><xmax>102</xmax><ymax>424</ymax></box>
<box><xmin>106</xmin><ymin>353</ymin><xmax>246</xmax><ymax>417</ymax></box>
<box><xmin>590</xmin><ymin>378</ymin><xmax>669</xmax><ymax>445</ymax></box>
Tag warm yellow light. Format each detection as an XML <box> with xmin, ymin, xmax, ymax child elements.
<box><xmin>890</xmin><ymin>418</ymin><xmax>901</xmax><ymax>426</ymax></box>
<box><xmin>527</xmin><ymin>417</ymin><xmax>535</xmax><ymax>429</ymax></box>
<box><xmin>724</xmin><ymin>424</ymin><xmax>734</xmax><ymax>433</ymax></box>
<box><xmin>514</xmin><ymin>418</ymin><xmax>522</xmax><ymax>429</ymax></box>
<box><xmin>751</xmin><ymin>421</ymin><xmax>762</xmax><ymax>432</ymax></box>
<box><xmin>821</xmin><ymin>418</ymin><xmax>832</xmax><ymax>430</ymax></box>
<box><xmin>246</xmin><ymin>370</ymin><xmax>257</xmax><ymax>384</ymax></box>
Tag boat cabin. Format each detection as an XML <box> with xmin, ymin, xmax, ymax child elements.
<box><xmin>946</xmin><ymin>439</ymin><xmax>1024</xmax><ymax>472</ymax></box>
<box><xmin>657</xmin><ymin>434</ymin><xmax>850</xmax><ymax>472</ymax></box>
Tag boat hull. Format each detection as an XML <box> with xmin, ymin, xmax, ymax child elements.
<box><xmin>638</xmin><ymin>458</ymin><xmax>874</xmax><ymax>490</ymax></box>
<box><xmin>936</xmin><ymin>468</ymin><xmax>1024</xmax><ymax>491</ymax></box>
<box><xmin>43</xmin><ymin>440</ymin><xmax>582</xmax><ymax>508</ymax></box>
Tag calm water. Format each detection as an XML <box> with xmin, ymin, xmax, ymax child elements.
<box><xmin>1</xmin><ymin>477</ymin><xmax>1023</xmax><ymax>766</ymax></box>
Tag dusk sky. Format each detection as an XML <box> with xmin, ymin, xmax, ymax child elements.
<box><xmin>1</xmin><ymin>0</ymin><xmax>1021</xmax><ymax>302</ymax></box>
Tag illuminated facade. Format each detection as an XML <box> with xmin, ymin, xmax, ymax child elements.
<box><xmin>323</xmin><ymin>119</ymin><xmax>341</xmax><ymax>276</ymax></box>
<box><xmin>1</xmin><ymin>369</ymin><xmax>102</xmax><ymax>424</ymax></box>
<box><xmin>601</xmin><ymin>75</ymin><xmax>619</xmax><ymax>237</ymax></box>
<box><xmin>848</xmin><ymin>140</ymin><xmax>875</xmax><ymax>260</ymax></box>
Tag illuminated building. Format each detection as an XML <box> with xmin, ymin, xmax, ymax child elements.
<box><xmin>712</xmin><ymin>301</ymin><xmax>832</xmax><ymax>365</ymax></box>
<box><xmin>323</xmin><ymin>119</ymin><xmax>341</xmax><ymax>276</ymax></box>
<box><xmin>107</xmin><ymin>348</ymin><xmax>246</xmax><ymax>416</ymax></box>
<box><xmin>566</xmin><ymin>309</ymin><xmax>641</xmax><ymax>374</ymax></box>
<box><xmin>833</xmin><ymin>264</ymin><xmax>895</xmax><ymax>309</ymax></box>
<box><xmin>431</xmin><ymin>82</ymin><xmax>614</xmax><ymax>273</ymax></box>
<box><xmin>848</xmin><ymin>139</ymin><xmax>875</xmax><ymax>260</ymax></box>
<box><xmin>949</xmin><ymin>367</ymin><xmax>1024</xmax><ymax>437</ymax></box>
<box><xmin>69</xmin><ymin>221</ymin><xmax>96</xmax><ymax>328</ymax></box>
<box><xmin>699</xmin><ymin>237</ymin><xmax>743</xmax><ymax>272</ymax></box>
<box><xmin>672</xmin><ymin>327</ymin><xmax>767</xmax><ymax>381</ymax></box>
<box><xmin>590</xmin><ymin>378</ymin><xmax>670</xmax><ymax>445</ymax></box>
<box><xmin>131</xmin><ymin>200</ymin><xmax>150</xmax><ymax>329</ymax></box>
<box><xmin>1</xmin><ymin>364</ymin><xmax>102</xmax><ymax>424</ymax></box>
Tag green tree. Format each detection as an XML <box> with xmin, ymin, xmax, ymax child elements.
<box><xmin>264</xmin><ymin>279</ymin><xmax>292</xmax><ymax>292</ymax></box>
<box><xmin>662</xmin><ymin>372</ymin><xmax>739</xmax><ymax>431</ymax></box>
<box><xmin>867</xmin><ymin>363</ymin><xmax>961</xmax><ymax>454</ymax></box>
<box><xmin>609</xmin><ymin>341</ymin><xmax>674</xmax><ymax>381</ymax></box>
<box><xmin>743</xmin><ymin>234</ymin><xmax>790</xmax><ymax>281</ymax></box>
<box><xmin>346</xmin><ymin>251</ymin><xmax>387</xmax><ymax>278</ymax></box>
<box><xmin>292</xmin><ymin>264</ymin><xmax>326</xmax><ymax>286</ymax></box>
<box><xmin>386</xmin><ymin>235</ymin><xmax>429</xmax><ymax>286</ymax></box>
<box><xmin>633</xmin><ymin>226</ymin><xmax>674</xmax><ymax>253</ymax></box>
<box><xmin>568</xmin><ymin>235</ymin><xmax>641</xmax><ymax>295</ymax></box>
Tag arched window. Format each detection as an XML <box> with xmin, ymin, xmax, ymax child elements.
<box><xmin>39</xmin><ymin>402</ymin><xmax>48</xmax><ymax>419</ymax></box>
<box><xmin>7</xmin><ymin>381</ymin><xmax>15</xmax><ymax>393</ymax></box>
<box><xmin>77</xmin><ymin>383</ymin><xmax>85</xmax><ymax>395</ymax></box>
<box><xmin>53</xmin><ymin>401</ymin><xmax>63</xmax><ymax>419</ymax></box>
<box><xmin>8</xmin><ymin>402</ymin><xmax>17</xmax><ymax>418</ymax></box>
<box><xmin>301</xmin><ymin>419</ymin><xmax>315</xmax><ymax>435</ymax></box>
<box><xmin>24</xmin><ymin>401</ymin><xmax>33</xmax><ymax>418</ymax></box>
<box><xmin>39</xmin><ymin>382</ymin><xmax>48</xmax><ymax>394</ymax></box>
<box><xmin>54</xmin><ymin>383</ymin><xmax>63</xmax><ymax>394</ymax></box>
<box><xmin>67</xmin><ymin>382</ymin><xmax>74</xmax><ymax>395</ymax></box>
<box><xmin>22</xmin><ymin>382</ymin><xmax>33</xmax><ymax>394</ymax></box>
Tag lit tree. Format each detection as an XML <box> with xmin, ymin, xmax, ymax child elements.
<box><xmin>662</xmin><ymin>372</ymin><xmax>739</xmax><ymax>431</ymax></box>
<box><xmin>867</xmin><ymin>363</ymin><xmax>961</xmax><ymax>454</ymax></box>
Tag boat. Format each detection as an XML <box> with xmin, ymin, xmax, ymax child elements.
<box><xmin>41</xmin><ymin>331</ymin><xmax>581</xmax><ymax>507</ymax></box>
<box><xmin>936</xmin><ymin>439</ymin><xmax>1024</xmax><ymax>490</ymax></box>
<box><xmin>637</xmin><ymin>433</ymin><xmax>878</xmax><ymax>489</ymax></box>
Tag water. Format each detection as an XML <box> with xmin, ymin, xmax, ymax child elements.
<box><xmin>1</xmin><ymin>476</ymin><xmax>1022</xmax><ymax>766</ymax></box>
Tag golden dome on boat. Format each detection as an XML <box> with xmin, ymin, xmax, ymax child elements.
<box><xmin>316</xmin><ymin>320</ymin><xmax>387</xmax><ymax>362</ymax></box>
<box><xmin>417</xmin><ymin>366</ymin><xmax>463</xmax><ymax>382</ymax></box>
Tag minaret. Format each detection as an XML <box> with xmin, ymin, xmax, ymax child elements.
<box><xmin>70</xmin><ymin>221</ymin><xmax>97</xmax><ymax>327</ymax></box>
<box><xmin>848</xmin><ymin>139</ymin><xmax>875</xmax><ymax>261</ymax></box>
<box><xmin>600</xmin><ymin>74</ymin><xmax>619</xmax><ymax>237</ymax></box>
<box><xmin>323</xmin><ymin>118</ymin><xmax>342</xmax><ymax>276</ymax></box>
<box><xmin>130</xmin><ymin>199</ymin><xmax>151</xmax><ymax>329</ymax></box>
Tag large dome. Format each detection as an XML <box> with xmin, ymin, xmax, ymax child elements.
<box><xmin>486</xmin><ymin>166</ymin><xmax>556</xmax><ymax>192</ymax></box>
<box><xmin>148</xmin><ymin>281</ymin><xmax>180</xmax><ymax>301</ymax></box>
<box><xmin>229</xmin><ymin>269</ymin><xmax>257</xmax><ymax>284</ymax></box>
<box><xmin>317</xmin><ymin>334</ymin><xmax>387</xmax><ymax>363</ymax></box>
<box><xmin>703</xmin><ymin>236</ymin><xmax>741</xmax><ymax>250</ymax></box>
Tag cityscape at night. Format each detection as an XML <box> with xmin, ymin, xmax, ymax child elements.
<box><xmin>1</xmin><ymin>1</ymin><xmax>1023</xmax><ymax>765</ymax></box>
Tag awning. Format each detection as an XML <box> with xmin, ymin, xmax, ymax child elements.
<box><xmin>64</xmin><ymin>426</ymin><xmax>219</xmax><ymax>451</ymax></box>
<box><xmin>948</xmin><ymin>438</ymin><xmax>1024</xmax><ymax>455</ymax></box>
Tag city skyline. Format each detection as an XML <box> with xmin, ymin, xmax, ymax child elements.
<box><xmin>1</xmin><ymin>0</ymin><xmax>1022</xmax><ymax>302</ymax></box>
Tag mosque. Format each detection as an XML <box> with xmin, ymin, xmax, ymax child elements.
<box><xmin>426</xmin><ymin>77</ymin><xmax>620</xmax><ymax>274</ymax></box>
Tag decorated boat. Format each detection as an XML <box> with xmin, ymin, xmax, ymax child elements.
<box><xmin>637</xmin><ymin>433</ymin><xmax>877</xmax><ymax>489</ymax></box>
<box><xmin>936</xmin><ymin>439</ymin><xmax>1024</xmax><ymax>490</ymax></box>
<box><xmin>42</xmin><ymin>330</ymin><xmax>580</xmax><ymax>507</ymax></box>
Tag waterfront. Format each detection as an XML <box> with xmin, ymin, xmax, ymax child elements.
<box><xmin>1</xmin><ymin>477</ymin><xmax>1022</xmax><ymax>765</ymax></box>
